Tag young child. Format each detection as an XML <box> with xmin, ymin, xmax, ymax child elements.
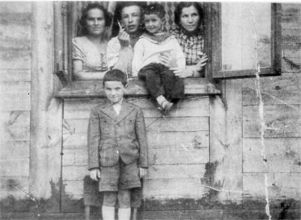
<box><xmin>87</xmin><ymin>69</ymin><xmax>148</xmax><ymax>220</ymax></box>
<box><xmin>132</xmin><ymin>3</ymin><xmax>186</xmax><ymax>113</ymax></box>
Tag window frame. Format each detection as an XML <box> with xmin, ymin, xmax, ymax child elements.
<box><xmin>53</xmin><ymin>2</ymin><xmax>281</xmax><ymax>98</ymax></box>
<box><xmin>211</xmin><ymin>3</ymin><xmax>282</xmax><ymax>80</ymax></box>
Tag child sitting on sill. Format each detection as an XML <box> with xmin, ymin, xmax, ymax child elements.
<box><xmin>132</xmin><ymin>3</ymin><xmax>186</xmax><ymax>114</ymax></box>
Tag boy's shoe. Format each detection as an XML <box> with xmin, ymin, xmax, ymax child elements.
<box><xmin>158</xmin><ymin>100</ymin><xmax>173</xmax><ymax>116</ymax></box>
<box><xmin>162</xmin><ymin>100</ymin><xmax>173</xmax><ymax>113</ymax></box>
<box><xmin>156</xmin><ymin>95</ymin><xmax>173</xmax><ymax>114</ymax></box>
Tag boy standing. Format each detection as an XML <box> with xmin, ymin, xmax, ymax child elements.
<box><xmin>132</xmin><ymin>3</ymin><xmax>186</xmax><ymax>113</ymax></box>
<box><xmin>88</xmin><ymin>69</ymin><xmax>148</xmax><ymax>220</ymax></box>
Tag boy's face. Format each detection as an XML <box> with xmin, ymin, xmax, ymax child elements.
<box><xmin>121</xmin><ymin>5</ymin><xmax>141</xmax><ymax>34</ymax></box>
<box><xmin>104</xmin><ymin>81</ymin><xmax>126</xmax><ymax>104</ymax></box>
<box><xmin>144</xmin><ymin>14</ymin><xmax>163</xmax><ymax>34</ymax></box>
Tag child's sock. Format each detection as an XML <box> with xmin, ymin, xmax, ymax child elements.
<box><xmin>118</xmin><ymin>207</ymin><xmax>131</xmax><ymax>220</ymax></box>
<box><xmin>102</xmin><ymin>206</ymin><xmax>115</xmax><ymax>220</ymax></box>
<box><xmin>156</xmin><ymin>95</ymin><xmax>173</xmax><ymax>112</ymax></box>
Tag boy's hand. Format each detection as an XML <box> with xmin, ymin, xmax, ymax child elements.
<box><xmin>139</xmin><ymin>168</ymin><xmax>147</xmax><ymax>178</ymax></box>
<box><xmin>159</xmin><ymin>53</ymin><xmax>171</xmax><ymax>67</ymax></box>
<box><xmin>90</xmin><ymin>169</ymin><xmax>100</xmax><ymax>181</ymax></box>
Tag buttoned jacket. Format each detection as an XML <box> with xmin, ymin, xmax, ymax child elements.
<box><xmin>87</xmin><ymin>100</ymin><xmax>148</xmax><ymax>170</ymax></box>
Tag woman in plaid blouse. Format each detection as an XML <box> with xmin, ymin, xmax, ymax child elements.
<box><xmin>170</xmin><ymin>2</ymin><xmax>208</xmax><ymax>77</ymax></box>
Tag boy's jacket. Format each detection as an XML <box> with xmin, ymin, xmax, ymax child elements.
<box><xmin>87</xmin><ymin>100</ymin><xmax>148</xmax><ymax>169</ymax></box>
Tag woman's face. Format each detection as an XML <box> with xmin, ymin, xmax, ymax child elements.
<box><xmin>86</xmin><ymin>8</ymin><xmax>106</xmax><ymax>36</ymax></box>
<box><xmin>121</xmin><ymin>5</ymin><xmax>141</xmax><ymax>34</ymax></box>
<box><xmin>180</xmin><ymin>5</ymin><xmax>200</xmax><ymax>32</ymax></box>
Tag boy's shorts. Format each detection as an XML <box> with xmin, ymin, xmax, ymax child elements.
<box><xmin>99</xmin><ymin>159</ymin><xmax>141</xmax><ymax>192</ymax></box>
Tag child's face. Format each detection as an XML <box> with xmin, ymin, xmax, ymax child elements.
<box><xmin>144</xmin><ymin>14</ymin><xmax>163</xmax><ymax>34</ymax></box>
<box><xmin>104</xmin><ymin>81</ymin><xmax>126</xmax><ymax>104</ymax></box>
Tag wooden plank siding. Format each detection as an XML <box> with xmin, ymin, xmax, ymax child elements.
<box><xmin>0</xmin><ymin>2</ymin><xmax>32</xmax><ymax>199</ymax></box>
<box><xmin>62</xmin><ymin>96</ymin><xmax>210</xmax><ymax>200</ymax></box>
<box><xmin>239</xmin><ymin>3</ymin><xmax>301</xmax><ymax>203</ymax></box>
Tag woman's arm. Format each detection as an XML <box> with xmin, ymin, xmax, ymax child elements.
<box><xmin>73</xmin><ymin>61</ymin><xmax>107</xmax><ymax>81</ymax></box>
<box><xmin>72</xmin><ymin>37</ymin><xmax>107</xmax><ymax>80</ymax></box>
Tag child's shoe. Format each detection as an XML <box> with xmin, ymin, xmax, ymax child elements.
<box><xmin>161</xmin><ymin>100</ymin><xmax>173</xmax><ymax>113</ymax></box>
<box><xmin>156</xmin><ymin>95</ymin><xmax>173</xmax><ymax>114</ymax></box>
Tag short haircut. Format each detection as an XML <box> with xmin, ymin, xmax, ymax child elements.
<box><xmin>174</xmin><ymin>2</ymin><xmax>204</xmax><ymax>27</ymax></box>
<box><xmin>111</xmin><ymin>2</ymin><xmax>146</xmax><ymax>37</ymax></box>
<box><xmin>143</xmin><ymin>3</ymin><xmax>165</xmax><ymax>19</ymax></box>
<box><xmin>78</xmin><ymin>3</ymin><xmax>112</xmax><ymax>36</ymax></box>
<box><xmin>103</xmin><ymin>69</ymin><xmax>127</xmax><ymax>86</ymax></box>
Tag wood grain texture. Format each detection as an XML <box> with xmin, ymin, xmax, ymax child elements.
<box><xmin>0</xmin><ymin>69</ymin><xmax>31</xmax><ymax>82</ymax></box>
<box><xmin>243</xmin><ymin>104</ymin><xmax>301</xmax><ymax>138</ymax></box>
<box><xmin>0</xmin><ymin>176</ymin><xmax>30</xmax><ymax>199</ymax></box>
<box><xmin>63</xmin><ymin>180</ymin><xmax>84</xmax><ymax>199</ymax></box>
<box><xmin>149</xmin><ymin>147</ymin><xmax>209</xmax><ymax>165</ymax></box>
<box><xmin>146</xmin><ymin>164</ymin><xmax>206</xmax><ymax>180</ymax></box>
<box><xmin>0</xmin><ymin>82</ymin><xmax>31</xmax><ymax>111</ymax></box>
<box><xmin>64</xmin><ymin>117</ymin><xmax>208</xmax><ymax>134</ymax></box>
<box><xmin>243</xmin><ymin>138</ymin><xmax>301</xmax><ymax>173</ymax></box>
<box><xmin>56</xmin><ymin>78</ymin><xmax>220</xmax><ymax>98</ymax></box>
<box><xmin>0</xmin><ymin>159</ymin><xmax>29</xmax><ymax>177</ymax></box>
<box><xmin>0</xmin><ymin>141</ymin><xmax>30</xmax><ymax>160</ymax></box>
<box><xmin>29</xmin><ymin>2</ymin><xmax>62</xmax><ymax>204</ymax></box>
<box><xmin>210</xmin><ymin>80</ymin><xmax>243</xmax><ymax>201</ymax></box>
<box><xmin>0</xmin><ymin>111</ymin><xmax>30</xmax><ymax>141</ymax></box>
<box><xmin>63</xmin><ymin>166</ymin><xmax>88</xmax><ymax>181</ymax></box>
<box><xmin>63</xmin><ymin>96</ymin><xmax>210</xmax><ymax>119</ymax></box>
<box><xmin>242</xmin><ymin>74</ymin><xmax>301</xmax><ymax>106</ymax></box>
<box><xmin>243</xmin><ymin>173</ymin><xmax>301</xmax><ymax>200</ymax></box>
<box><xmin>143</xmin><ymin>178</ymin><xmax>206</xmax><ymax>199</ymax></box>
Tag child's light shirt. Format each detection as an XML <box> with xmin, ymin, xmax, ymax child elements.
<box><xmin>113</xmin><ymin>102</ymin><xmax>122</xmax><ymax>115</ymax></box>
<box><xmin>132</xmin><ymin>34</ymin><xmax>186</xmax><ymax>76</ymax></box>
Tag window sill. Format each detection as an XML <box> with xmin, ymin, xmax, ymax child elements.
<box><xmin>55</xmin><ymin>78</ymin><xmax>220</xmax><ymax>99</ymax></box>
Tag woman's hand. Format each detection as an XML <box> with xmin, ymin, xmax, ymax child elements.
<box><xmin>196</xmin><ymin>53</ymin><xmax>208</xmax><ymax>71</ymax></box>
<box><xmin>170</xmin><ymin>67</ymin><xmax>193</xmax><ymax>78</ymax></box>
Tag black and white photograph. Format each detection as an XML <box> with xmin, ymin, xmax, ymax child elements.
<box><xmin>0</xmin><ymin>1</ymin><xmax>300</xmax><ymax>219</ymax></box>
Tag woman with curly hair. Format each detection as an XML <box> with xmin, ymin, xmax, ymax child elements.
<box><xmin>72</xmin><ymin>3</ymin><xmax>112</xmax><ymax>80</ymax></box>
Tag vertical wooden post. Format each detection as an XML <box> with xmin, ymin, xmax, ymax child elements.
<box><xmin>30</xmin><ymin>2</ymin><xmax>62</xmax><ymax>208</ymax></box>
<box><xmin>210</xmin><ymin>79</ymin><xmax>243</xmax><ymax>202</ymax></box>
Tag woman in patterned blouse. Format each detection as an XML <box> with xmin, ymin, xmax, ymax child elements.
<box><xmin>170</xmin><ymin>2</ymin><xmax>208</xmax><ymax>77</ymax></box>
<box><xmin>72</xmin><ymin>3</ymin><xmax>112</xmax><ymax>80</ymax></box>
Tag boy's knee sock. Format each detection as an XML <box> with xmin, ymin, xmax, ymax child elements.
<box><xmin>132</xmin><ymin>208</ymin><xmax>138</xmax><ymax>220</ymax></box>
<box><xmin>102</xmin><ymin>206</ymin><xmax>115</xmax><ymax>220</ymax></box>
<box><xmin>118</xmin><ymin>208</ymin><xmax>131</xmax><ymax>220</ymax></box>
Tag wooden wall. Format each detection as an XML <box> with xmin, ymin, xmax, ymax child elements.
<box><xmin>0</xmin><ymin>2</ymin><xmax>32</xmax><ymax>199</ymax></box>
<box><xmin>0</xmin><ymin>2</ymin><xmax>62</xmax><ymax>207</ymax></box>
<box><xmin>62</xmin><ymin>97</ymin><xmax>210</xmax><ymax>204</ymax></box>
<box><xmin>211</xmin><ymin>3</ymin><xmax>301</xmax><ymax>203</ymax></box>
<box><xmin>242</xmin><ymin>4</ymin><xmax>301</xmax><ymax>199</ymax></box>
<box><xmin>241</xmin><ymin>3</ymin><xmax>301</xmax><ymax>201</ymax></box>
